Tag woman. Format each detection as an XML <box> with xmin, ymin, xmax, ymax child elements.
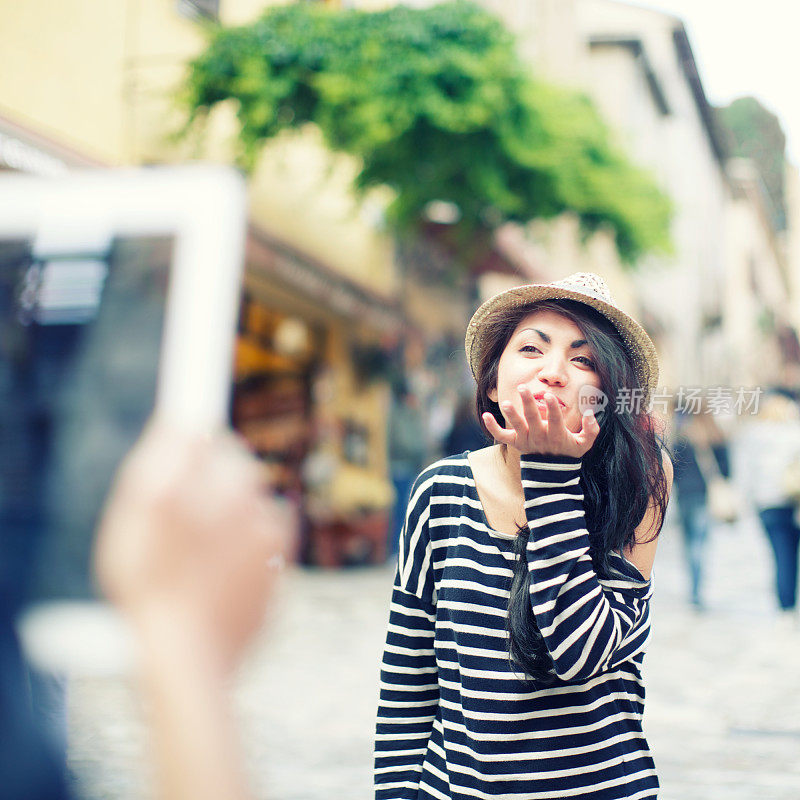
<box><xmin>374</xmin><ymin>272</ymin><xmax>673</xmax><ymax>800</ymax></box>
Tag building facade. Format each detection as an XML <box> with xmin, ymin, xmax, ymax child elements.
<box><xmin>0</xmin><ymin>0</ymin><xmax>473</xmax><ymax>565</ymax></box>
<box><xmin>474</xmin><ymin>0</ymin><xmax>796</xmax><ymax>399</ymax></box>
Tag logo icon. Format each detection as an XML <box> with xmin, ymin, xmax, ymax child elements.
<box><xmin>578</xmin><ymin>385</ymin><xmax>608</xmax><ymax>416</ymax></box>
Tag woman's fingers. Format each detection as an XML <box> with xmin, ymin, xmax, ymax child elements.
<box><xmin>500</xmin><ymin>399</ymin><xmax>530</xmax><ymax>439</ymax></box>
<box><xmin>482</xmin><ymin>411</ymin><xmax>516</xmax><ymax>445</ymax></box>
<box><xmin>518</xmin><ymin>386</ymin><xmax>545</xmax><ymax>435</ymax></box>
<box><xmin>543</xmin><ymin>393</ymin><xmax>565</xmax><ymax>432</ymax></box>
<box><xmin>485</xmin><ymin>392</ymin><xmax>600</xmax><ymax>456</ymax></box>
<box><xmin>573</xmin><ymin>409</ymin><xmax>600</xmax><ymax>451</ymax></box>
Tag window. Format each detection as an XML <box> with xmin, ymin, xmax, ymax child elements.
<box><xmin>177</xmin><ymin>0</ymin><xmax>219</xmax><ymax>22</ymax></box>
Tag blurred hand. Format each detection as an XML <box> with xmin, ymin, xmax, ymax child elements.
<box><xmin>94</xmin><ymin>421</ymin><xmax>296</xmax><ymax>676</ymax></box>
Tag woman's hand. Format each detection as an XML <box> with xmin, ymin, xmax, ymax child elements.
<box><xmin>482</xmin><ymin>385</ymin><xmax>600</xmax><ymax>458</ymax></box>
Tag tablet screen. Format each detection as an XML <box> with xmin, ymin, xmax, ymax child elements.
<box><xmin>0</xmin><ymin>236</ymin><xmax>172</xmax><ymax>608</ymax></box>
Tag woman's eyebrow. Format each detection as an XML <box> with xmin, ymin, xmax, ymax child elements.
<box><xmin>519</xmin><ymin>327</ymin><xmax>588</xmax><ymax>349</ymax></box>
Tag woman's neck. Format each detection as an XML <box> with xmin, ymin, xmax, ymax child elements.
<box><xmin>494</xmin><ymin>443</ymin><xmax>522</xmax><ymax>488</ymax></box>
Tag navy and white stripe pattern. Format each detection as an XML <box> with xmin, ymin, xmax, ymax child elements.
<box><xmin>375</xmin><ymin>452</ymin><xmax>657</xmax><ymax>800</ymax></box>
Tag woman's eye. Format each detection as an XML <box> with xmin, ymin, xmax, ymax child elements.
<box><xmin>518</xmin><ymin>345</ymin><xmax>594</xmax><ymax>368</ymax></box>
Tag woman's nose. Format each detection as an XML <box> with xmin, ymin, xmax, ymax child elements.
<box><xmin>537</xmin><ymin>356</ymin><xmax>568</xmax><ymax>386</ymax></box>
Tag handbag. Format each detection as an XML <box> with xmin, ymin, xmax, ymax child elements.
<box><xmin>694</xmin><ymin>441</ymin><xmax>739</xmax><ymax>524</ymax></box>
<box><xmin>780</xmin><ymin>457</ymin><xmax>800</xmax><ymax>527</ymax></box>
<box><xmin>781</xmin><ymin>457</ymin><xmax>800</xmax><ymax>504</ymax></box>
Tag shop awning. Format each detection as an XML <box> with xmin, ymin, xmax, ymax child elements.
<box><xmin>246</xmin><ymin>225</ymin><xmax>404</xmax><ymax>334</ymax></box>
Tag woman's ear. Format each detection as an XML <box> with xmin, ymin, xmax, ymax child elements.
<box><xmin>488</xmin><ymin>386</ymin><xmax>498</xmax><ymax>403</ymax></box>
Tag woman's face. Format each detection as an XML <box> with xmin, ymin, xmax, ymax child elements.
<box><xmin>488</xmin><ymin>309</ymin><xmax>604</xmax><ymax>434</ymax></box>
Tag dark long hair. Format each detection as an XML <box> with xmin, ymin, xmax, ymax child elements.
<box><xmin>474</xmin><ymin>299</ymin><xmax>671</xmax><ymax>684</ymax></box>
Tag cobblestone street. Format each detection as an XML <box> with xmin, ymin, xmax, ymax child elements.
<box><xmin>67</xmin><ymin>511</ymin><xmax>800</xmax><ymax>800</ymax></box>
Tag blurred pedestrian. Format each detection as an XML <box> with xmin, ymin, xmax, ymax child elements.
<box><xmin>387</xmin><ymin>380</ymin><xmax>427</xmax><ymax>557</ymax></box>
<box><xmin>670</xmin><ymin>405</ymin><xmax>733</xmax><ymax>610</ymax></box>
<box><xmin>375</xmin><ymin>272</ymin><xmax>673</xmax><ymax>799</ymax></box>
<box><xmin>0</xmin><ymin>612</ymin><xmax>70</xmax><ymax>799</ymax></box>
<box><xmin>733</xmin><ymin>388</ymin><xmax>800</xmax><ymax>626</ymax></box>
<box><xmin>0</xmin><ymin>291</ymin><xmax>86</xmax><ymax>800</ymax></box>
<box><xmin>442</xmin><ymin>395</ymin><xmax>487</xmax><ymax>456</ymax></box>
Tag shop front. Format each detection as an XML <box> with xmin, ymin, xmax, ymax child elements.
<box><xmin>235</xmin><ymin>227</ymin><xmax>403</xmax><ymax>567</ymax></box>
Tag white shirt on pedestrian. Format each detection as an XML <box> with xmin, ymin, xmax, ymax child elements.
<box><xmin>732</xmin><ymin>419</ymin><xmax>800</xmax><ymax>510</ymax></box>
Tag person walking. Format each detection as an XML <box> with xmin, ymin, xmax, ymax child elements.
<box><xmin>387</xmin><ymin>381</ymin><xmax>428</xmax><ymax>558</ymax></box>
<box><xmin>442</xmin><ymin>395</ymin><xmax>486</xmax><ymax>457</ymax></box>
<box><xmin>374</xmin><ymin>272</ymin><xmax>673</xmax><ymax>799</ymax></box>
<box><xmin>670</xmin><ymin>406</ymin><xmax>732</xmax><ymax>610</ymax></box>
<box><xmin>733</xmin><ymin>388</ymin><xmax>800</xmax><ymax>626</ymax></box>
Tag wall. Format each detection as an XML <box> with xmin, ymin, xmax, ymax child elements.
<box><xmin>0</xmin><ymin>3</ymin><xmax>130</xmax><ymax>163</ymax></box>
<box><xmin>576</xmin><ymin>0</ymin><xmax>730</xmax><ymax>387</ymax></box>
<box><xmin>0</xmin><ymin>0</ymin><xmax>399</xmax><ymax>299</ymax></box>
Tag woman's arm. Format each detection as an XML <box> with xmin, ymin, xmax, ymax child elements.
<box><xmin>483</xmin><ymin>390</ymin><xmax>672</xmax><ymax>680</ymax></box>
<box><xmin>520</xmin><ymin>451</ymin><xmax>671</xmax><ymax>682</ymax></box>
<box><xmin>374</xmin><ymin>472</ymin><xmax>439</xmax><ymax>800</ymax></box>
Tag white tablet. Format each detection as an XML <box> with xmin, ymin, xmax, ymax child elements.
<box><xmin>0</xmin><ymin>165</ymin><xmax>247</xmax><ymax>672</ymax></box>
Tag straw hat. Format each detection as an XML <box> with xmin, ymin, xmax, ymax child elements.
<box><xmin>465</xmin><ymin>272</ymin><xmax>659</xmax><ymax>404</ymax></box>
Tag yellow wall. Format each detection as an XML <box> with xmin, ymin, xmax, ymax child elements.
<box><xmin>0</xmin><ymin>0</ymin><xmax>398</xmax><ymax>297</ymax></box>
<box><xmin>0</xmin><ymin>2</ymin><xmax>129</xmax><ymax>163</ymax></box>
<box><xmin>247</xmin><ymin>129</ymin><xmax>398</xmax><ymax>298</ymax></box>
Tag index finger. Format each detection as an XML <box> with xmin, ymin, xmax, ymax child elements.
<box><xmin>518</xmin><ymin>385</ymin><xmax>546</xmax><ymax>434</ymax></box>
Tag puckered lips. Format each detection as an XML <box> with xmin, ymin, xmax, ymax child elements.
<box><xmin>531</xmin><ymin>391</ymin><xmax>568</xmax><ymax>418</ymax></box>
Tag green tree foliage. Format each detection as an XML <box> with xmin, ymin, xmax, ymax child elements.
<box><xmin>182</xmin><ymin>1</ymin><xmax>671</xmax><ymax>263</ymax></box>
<box><xmin>717</xmin><ymin>96</ymin><xmax>786</xmax><ymax>230</ymax></box>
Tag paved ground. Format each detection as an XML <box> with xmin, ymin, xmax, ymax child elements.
<box><xmin>67</xmin><ymin>509</ymin><xmax>800</xmax><ymax>799</ymax></box>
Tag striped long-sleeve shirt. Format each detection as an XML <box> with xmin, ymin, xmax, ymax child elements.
<box><xmin>374</xmin><ymin>451</ymin><xmax>657</xmax><ymax>800</ymax></box>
